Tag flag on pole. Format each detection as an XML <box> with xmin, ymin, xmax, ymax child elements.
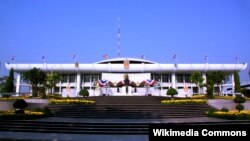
<box><xmin>205</xmin><ymin>55</ymin><xmax>208</xmax><ymax>63</ymax></box>
<box><xmin>173</xmin><ymin>54</ymin><xmax>177</xmax><ymax>60</ymax></box>
<box><xmin>42</xmin><ymin>56</ymin><xmax>45</xmax><ymax>63</ymax></box>
<box><xmin>141</xmin><ymin>55</ymin><xmax>145</xmax><ymax>59</ymax></box>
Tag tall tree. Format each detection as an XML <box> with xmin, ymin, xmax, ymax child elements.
<box><xmin>0</xmin><ymin>76</ymin><xmax>8</xmax><ymax>92</ymax></box>
<box><xmin>45</xmin><ymin>72</ymin><xmax>62</xmax><ymax>93</ymax></box>
<box><xmin>190</xmin><ymin>71</ymin><xmax>204</xmax><ymax>94</ymax></box>
<box><xmin>206</xmin><ymin>71</ymin><xmax>229</xmax><ymax>97</ymax></box>
<box><xmin>4</xmin><ymin>68</ymin><xmax>15</xmax><ymax>92</ymax></box>
<box><xmin>234</xmin><ymin>71</ymin><xmax>241</xmax><ymax>93</ymax></box>
<box><xmin>22</xmin><ymin>67</ymin><xmax>46</xmax><ymax>97</ymax></box>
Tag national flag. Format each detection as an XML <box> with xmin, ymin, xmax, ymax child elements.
<box><xmin>173</xmin><ymin>54</ymin><xmax>177</xmax><ymax>60</ymax></box>
<box><xmin>205</xmin><ymin>55</ymin><xmax>208</xmax><ymax>62</ymax></box>
<box><xmin>42</xmin><ymin>56</ymin><xmax>45</xmax><ymax>63</ymax></box>
<box><xmin>141</xmin><ymin>55</ymin><xmax>145</xmax><ymax>59</ymax></box>
<box><xmin>145</xmin><ymin>79</ymin><xmax>155</xmax><ymax>87</ymax></box>
<box><xmin>98</xmin><ymin>79</ymin><xmax>109</xmax><ymax>87</ymax></box>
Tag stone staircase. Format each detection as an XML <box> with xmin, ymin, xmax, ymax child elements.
<box><xmin>48</xmin><ymin>96</ymin><xmax>215</xmax><ymax>119</ymax></box>
<box><xmin>0</xmin><ymin>96</ymin><xmax>218</xmax><ymax>138</ymax></box>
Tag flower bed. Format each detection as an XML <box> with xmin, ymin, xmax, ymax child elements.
<box><xmin>161</xmin><ymin>99</ymin><xmax>207</xmax><ymax>104</ymax></box>
<box><xmin>0</xmin><ymin>110</ymin><xmax>46</xmax><ymax>120</ymax></box>
<box><xmin>49</xmin><ymin>99</ymin><xmax>95</xmax><ymax>104</ymax></box>
<box><xmin>207</xmin><ymin>110</ymin><xmax>250</xmax><ymax>120</ymax></box>
<box><xmin>191</xmin><ymin>94</ymin><xmax>207</xmax><ymax>99</ymax></box>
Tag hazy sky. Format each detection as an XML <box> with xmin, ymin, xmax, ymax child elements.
<box><xmin>0</xmin><ymin>0</ymin><xmax>250</xmax><ymax>82</ymax></box>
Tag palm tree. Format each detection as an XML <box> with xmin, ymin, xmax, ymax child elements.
<box><xmin>190</xmin><ymin>71</ymin><xmax>204</xmax><ymax>94</ymax></box>
<box><xmin>22</xmin><ymin>67</ymin><xmax>46</xmax><ymax>97</ymax></box>
<box><xmin>45</xmin><ymin>72</ymin><xmax>62</xmax><ymax>94</ymax></box>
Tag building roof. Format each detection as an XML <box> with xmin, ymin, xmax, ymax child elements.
<box><xmin>95</xmin><ymin>57</ymin><xmax>157</xmax><ymax>64</ymax></box>
<box><xmin>4</xmin><ymin>57</ymin><xmax>248</xmax><ymax>73</ymax></box>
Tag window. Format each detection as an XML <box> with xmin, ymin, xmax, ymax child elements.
<box><xmin>153</xmin><ymin>74</ymin><xmax>161</xmax><ymax>81</ymax></box>
<box><xmin>69</xmin><ymin>74</ymin><xmax>76</xmax><ymax>83</ymax></box>
<box><xmin>184</xmin><ymin>74</ymin><xmax>191</xmax><ymax>83</ymax></box>
<box><xmin>92</xmin><ymin>74</ymin><xmax>100</xmax><ymax>81</ymax></box>
<box><xmin>84</xmin><ymin>74</ymin><xmax>91</xmax><ymax>82</ymax></box>
<box><xmin>193</xmin><ymin>87</ymin><xmax>198</xmax><ymax>93</ymax></box>
<box><xmin>177</xmin><ymin>74</ymin><xmax>183</xmax><ymax>83</ymax></box>
<box><xmin>62</xmin><ymin>74</ymin><xmax>68</xmax><ymax>83</ymax></box>
<box><xmin>162</xmin><ymin>74</ymin><xmax>170</xmax><ymax>82</ymax></box>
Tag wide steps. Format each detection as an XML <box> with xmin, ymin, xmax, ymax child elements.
<box><xmin>46</xmin><ymin>96</ymin><xmax>215</xmax><ymax>119</ymax></box>
<box><xmin>0</xmin><ymin>120</ymin><xmax>148</xmax><ymax>134</ymax></box>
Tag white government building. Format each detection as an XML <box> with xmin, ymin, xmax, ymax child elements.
<box><xmin>5</xmin><ymin>57</ymin><xmax>247</xmax><ymax>97</ymax></box>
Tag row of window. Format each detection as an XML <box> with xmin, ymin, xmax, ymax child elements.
<box><xmin>59</xmin><ymin>74</ymin><xmax>193</xmax><ymax>83</ymax></box>
<box><xmin>61</xmin><ymin>74</ymin><xmax>101</xmax><ymax>83</ymax></box>
<box><xmin>151</xmin><ymin>74</ymin><xmax>191</xmax><ymax>83</ymax></box>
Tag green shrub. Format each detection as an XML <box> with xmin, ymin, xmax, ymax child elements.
<box><xmin>241</xmin><ymin>89</ymin><xmax>250</xmax><ymax>98</ymax></box>
<box><xmin>13</xmin><ymin>99</ymin><xmax>28</xmax><ymax>114</ymax></box>
<box><xmin>79</xmin><ymin>89</ymin><xmax>89</xmax><ymax>97</ymax></box>
<box><xmin>234</xmin><ymin>95</ymin><xmax>246</xmax><ymax>113</ymax></box>
<box><xmin>236</xmin><ymin>105</ymin><xmax>244</xmax><ymax>112</ymax></box>
<box><xmin>234</xmin><ymin>95</ymin><xmax>246</xmax><ymax>104</ymax></box>
<box><xmin>13</xmin><ymin>99</ymin><xmax>27</xmax><ymax>109</ymax></box>
<box><xmin>43</xmin><ymin>107</ymin><xmax>53</xmax><ymax>116</ymax></box>
<box><xmin>47</xmin><ymin>93</ymin><xmax>62</xmax><ymax>99</ymax></box>
<box><xmin>2</xmin><ymin>94</ymin><xmax>10</xmax><ymax>98</ymax></box>
<box><xmin>207</xmin><ymin>109</ymin><xmax>218</xmax><ymax>114</ymax></box>
<box><xmin>220</xmin><ymin>107</ymin><xmax>229</xmax><ymax>112</ymax></box>
<box><xmin>167</xmin><ymin>87</ymin><xmax>178</xmax><ymax>99</ymax></box>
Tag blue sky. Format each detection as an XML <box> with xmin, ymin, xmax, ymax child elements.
<box><xmin>0</xmin><ymin>0</ymin><xmax>250</xmax><ymax>82</ymax></box>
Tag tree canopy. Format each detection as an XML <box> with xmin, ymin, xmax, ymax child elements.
<box><xmin>22</xmin><ymin>67</ymin><xmax>46</xmax><ymax>97</ymax></box>
<box><xmin>234</xmin><ymin>71</ymin><xmax>241</xmax><ymax>93</ymax></box>
<box><xmin>190</xmin><ymin>71</ymin><xmax>204</xmax><ymax>87</ymax></box>
<box><xmin>45</xmin><ymin>72</ymin><xmax>62</xmax><ymax>93</ymax></box>
<box><xmin>4</xmin><ymin>68</ymin><xmax>15</xmax><ymax>92</ymax></box>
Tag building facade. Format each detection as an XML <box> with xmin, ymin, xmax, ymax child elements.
<box><xmin>5</xmin><ymin>57</ymin><xmax>247</xmax><ymax>97</ymax></box>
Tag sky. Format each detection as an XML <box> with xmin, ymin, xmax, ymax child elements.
<box><xmin>0</xmin><ymin>0</ymin><xmax>250</xmax><ymax>82</ymax></box>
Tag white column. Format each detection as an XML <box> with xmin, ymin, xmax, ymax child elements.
<box><xmin>171</xmin><ymin>72</ymin><xmax>176</xmax><ymax>88</ymax></box>
<box><xmin>15</xmin><ymin>74</ymin><xmax>21</xmax><ymax>94</ymax></box>
<box><xmin>59</xmin><ymin>80</ymin><xmax>62</xmax><ymax>94</ymax></box>
<box><xmin>202</xmin><ymin>72</ymin><xmax>207</xmax><ymax>94</ymax></box>
<box><xmin>232</xmin><ymin>73</ymin><xmax>235</xmax><ymax>94</ymax></box>
<box><xmin>76</xmin><ymin>73</ymin><xmax>81</xmax><ymax>96</ymax></box>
